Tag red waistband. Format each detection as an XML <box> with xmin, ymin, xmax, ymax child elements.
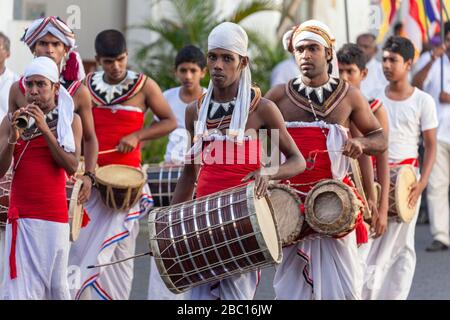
<box><xmin>389</xmin><ymin>158</ymin><xmax>419</xmax><ymax>168</ymax></box>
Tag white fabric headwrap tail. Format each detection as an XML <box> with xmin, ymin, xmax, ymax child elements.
<box><xmin>24</xmin><ymin>56</ymin><xmax>75</xmax><ymax>153</ymax></box>
<box><xmin>22</xmin><ymin>16</ymin><xmax>85</xmax><ymax>81</ymax></box>
<box><xmin>282</xmin><ymin>20</ymin><xmax>339</xmax><ymax>78</ymax></box>
<box><xmin>194</xmin><ymin>22</ymin><xmax>252</xmax><ymax>146</ymax></box>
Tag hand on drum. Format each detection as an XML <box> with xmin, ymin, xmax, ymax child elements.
<box><xmin>117</xmin><ymin>133</ymin><xmax>140</xmax><ymax>153</ymax></box>
<box><xmin>242</xmin><ymin>168</ymin><xmax>270</xmax><ymax>199</ymax></box>
<box><xmin>369</xmin><ymin>200</ymin><xmax>387</xmax><ymax>238</ymax></box>
<box><xmin>77</xmin><ymin>175</ymin><xmax>92</xmax><ymax>204</ymax></box>
<box><xmin>408</xmin><ymin>180</ymin><xmax>425</xmax><ymax>210</ymax></box>
<box><xmin>343</xmin><ymin>138</ymin><xmax>363</xmax><ymax>159</ymax></box>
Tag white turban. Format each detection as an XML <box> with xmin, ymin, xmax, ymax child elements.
<box><xmin>282</xmin><ymin>20</ymin><xmax>339</xmax><ymax>78</ymax></box>
<box><xmin>23</xmin><ymin>57</ymin><xmax>75</xmax><ymax>153</ymax></box>
<box><xmin>194</xmin><ymin>22</ymin><xmax>252</xmax><ymax>147</ymax></box>
<box><xmin>21</xmin><ymin>16</ymin><xmax>85</xmax><ymax>81</ymax></box>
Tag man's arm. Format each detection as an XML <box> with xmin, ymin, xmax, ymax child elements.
<box><xmin>347</xmin><ymin>87</ymin><xmax>388</xmax><ymax>157</ymax></box>
<box><xmin>0</xmin><ymin>117</ymin><xmax>14</xmax><ymax>177</ymax></box>
<box><xmin>408</xmin><ymin>128</ymin><xmax>437</xmax><ymax>208</ymax></box>
<box><xmin>116</xmin><ymin>78</ymin><xmax>177</xmax><ymax>153</ymax></box>
<box><xmin>242</xmin><ymin>99</ymin><xmax>305</xmax><ymax>198</ymax></box>
<box><xmin>171</xmin><ymin>102</ymin><xmax>199</xmax><ymax>204</ymax></box>
<box><xmin>73</xmin><ymin>84</ymin><xmax>99</xmax><ymax>203</ymax></box>
<box><xmin>264</xmin><ymin>84</ymin><xmax>285</xmax><ymax>106</ymax></box>
<box><xmin>412</xmin><ymin>46</ymin><xmax>445</xmax><ymax>89</ymax></box>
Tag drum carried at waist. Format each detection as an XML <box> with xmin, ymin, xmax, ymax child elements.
<box><xmin>95</xmin><ymin>164</ymin><xmax>146</xmax><ymax>211</ymax></box>
<box><xmin>304</xmin><ymin>179</ymin><xmax>362</xmax><ymax>237</ymax></box>
<box><xmin>146</xmin><ymin>164</ymin><xmax>183</xmax><ymax>207</ymax></box>
<box><xmin>148</xmin><ymin>181</ymin><xmax>282</xmax><ymax>294</ymax></box>
<box><xmin>387</xmin><ymin>164</ymin><xmax>418</xmax><ymax>223</ymax></box>
<box><xmin>0</xmin><ymin>173</ymin><xmax>12</xmax><ymax>229</ymax></box>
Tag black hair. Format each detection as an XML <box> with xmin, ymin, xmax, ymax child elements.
<box><xmin>383</xmin><ymin>36</ymin><xmax>415</xmax><ymax>62</ymax></box>
<box><xmin>95</xmin><ymin>29</ymin><xmax>127</xmax><ymax>58</ymax></box>
<box><xmin>337</xmin><ymin>43</ymin><xmax>367</xmax><ymax>70</ymax></box>
<box><xmin>175</xmin><ymin>45</ymin><xmax>206</xmax><ymax>69</ymax></box>
<box><xmin>0</xmin><ymin>32</ymin><xmax>11</xmax><ymax>52</ymax></box>
<box><xmin>356</xmin><ymin>33</ymin><xmax>376</xmax><ymax>43</ymax></box>
<box><xmin>393</xmin><ymin>22</ymin><xmax>404</xmax><ymax>36</ymax></box>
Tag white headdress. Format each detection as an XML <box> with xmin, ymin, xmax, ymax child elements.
<box><xmin>24</xmin><ymin>56</ymin><xmax>75</xmax><ymax>153</ymax></box>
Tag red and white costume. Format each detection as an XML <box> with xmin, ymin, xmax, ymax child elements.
<box><xmin>273</xmin><ymin>120</ymin><xmax>366</xmax><ymax>300</ymax></box>
<box><xmin>1</xmin><ymin>57</ymin><xmax>75</xmax><ymax>299</ymax></box>
<box><xmin>69</xmin><ymin>70</ymin><xmax>153</xmax><ymax>300</ymax></box>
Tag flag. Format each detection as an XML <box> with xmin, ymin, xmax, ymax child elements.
<box><xmin>405</xmin><ymin>0</ymin><xmax>427</xmax><ymax>56</ymax></box>
<box><xmin>377</xmin><ymin>0</ymin><xmax>400</xmax><ymax>43</ymax></box>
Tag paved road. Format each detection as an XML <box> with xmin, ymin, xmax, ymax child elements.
<box><xmin>130</xmin><ymin>219</ymin><xmax>450</xmax><ymax>300</ymax></box>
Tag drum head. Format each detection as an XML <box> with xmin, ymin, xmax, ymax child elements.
<box><xmin>96</xmin><ymin>165</ymin><xmax>146</xmax><ymax>188</ymax></box>
<box><xmin>395</xmin><ymin>165</ymin><xmax>417</xmax><ymax>223</ymax></box>
<box><xmin>68</xmin><ymin>179</ymin><xmax>84</xmax><ymax>242</ymax></box>
<box><xmin>305</xmin><ymin>179</ymin><xmax>361</xmax><ymax>235</ymax></box>
<box><xmin>267</xmin><ymin>184</ymin><xmax>303</xmax><ymax>246</ymax></box>
<box><xmin>247</xmin><ymin>183</ymin><xmax>281</xmax><ymax>264</ymax></box>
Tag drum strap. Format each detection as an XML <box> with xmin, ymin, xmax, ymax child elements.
<box><xmin>389</xmin><ymin>158</ymin><xmax>419</xmax><ymax>168</ymax></box>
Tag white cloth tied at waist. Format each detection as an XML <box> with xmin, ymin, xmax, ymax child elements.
<box><xmin>285</xmin><ymin>120</ymin><xmax>349</xmax><ymax>180</ymax></box>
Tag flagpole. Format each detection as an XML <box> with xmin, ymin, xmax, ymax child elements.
<box><xmin>440</xmin><ymin>0</ymin><xmax>444</xmax><ymax>92</ymax></box>
<box><xmin>344</xmin><ymin>0</ymin><xmax>350</xmax><ymax>42</ymax></box>
<box><xmin>421</xmin><ymin>0</ymin><xmax>431</xmax><ymax>42</ymax></box>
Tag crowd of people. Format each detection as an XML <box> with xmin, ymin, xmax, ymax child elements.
<box><xmin>0</xmin><ymin>14</ymin><xmax>449</xmax><ymax>300</ymax></box>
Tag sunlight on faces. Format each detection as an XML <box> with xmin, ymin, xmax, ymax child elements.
<box><xmin>33</xmin><ymin>33</ymin><xmax>69</xmax><ymax>66</ymax></box>
<box><xmin>175</xmin><ymin>62</ymin><xmax>206</xmax><ymax>90</ymax></box>
<box><xmin>24</xmin><ymin>75</ymin><xmax>59</xmax><ymax>109</ymax></box>
<box><xmin>96</xmin><ymin>52</ymin><xmax>128</xmax><ymax>84</ymax></box>
<box><xmin>207</xmin><ymin>48</ymin><xmax>248</xmax><ymax>89</ymax></box>
<box><xmin>338</xmin><ymin>63</ymin><xmax>367</xmax><ymax>88</ymax></box>
<box><xmin>294</xmin><ymin>40</ymin><xmax>332</xmax><ymax>78</ymax></box>
<box><xmin>382</xmin><ymin>50</ymin><xmax>412</xmax><ymax>82</ymax></box>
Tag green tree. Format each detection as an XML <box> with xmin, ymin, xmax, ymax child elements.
<box><xmin>134</xmin><ymin>0</ymin><xmax>290</xmax><ymax>163</ymax></box>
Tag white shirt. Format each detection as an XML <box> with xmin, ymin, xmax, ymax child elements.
<box><xmin>360</xmin><ymin>58</ymin><xmax>388</xmax><ymax>98</ymax></box>
<box><xmin>270</xmin><ymin>57</ymin><xmax>300</xmax><ymax>88</ymax></box>
<box><xmin>374</xmin><ymin>87</ymin><xmax>438</xmax><ymax>162</ymax></box>
<box><xmin>162</xmin><ymin>86</ymin><xmax>206</xmax><ymax>163</ymax></box>
<box><xmin>422</xmin><ymin>54</ymin><xmax>450</xmax><ymax>145</ymax></box>
<box><xmin>0</xmin><ymin>67</ymin><xmax>18</xmax><ymax>121</ymax></box>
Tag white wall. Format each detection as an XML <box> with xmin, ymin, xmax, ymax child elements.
<box><xmin>5</xmin><ymin>21</ymin><xmax>34</xmax><ymax>75</ymax></box>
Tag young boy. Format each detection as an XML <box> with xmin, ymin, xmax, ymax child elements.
<box><xmin>162</xmin><ymin>45</ymin><xmax>207</xmax><ymax>164</ymax></box>
<box><xmin>68</xmin><ymin>30</ymin><xmax>176</xmax><ymax>300</ymax></box>
<box><xmin>358</xmin><ymin>36</ymin><xmax>438</xmax><ymax>299</ymax></box>
<box><xmin>337</xmin><ymin>43</ymin><xmax>390</xmax><ymax>238</ymax></box>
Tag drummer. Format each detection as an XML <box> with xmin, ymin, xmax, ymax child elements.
<box><xmin>0</xmin><ymin>57</ymin><xmax>82</xmax><ymax>299</ymax></box>
<box><xmin>167</xmin><ymin>22</ymin><xmax>305</xmax><ymax>300</ymax></box>
<box><xmin>68</xmin><ymin>29</ymin><xmax>176</xmax><ymax>300</ymax></box>
<box><xmin>337</xmin><ymin>43</ymin><xmax>390</xmax><ymax>238</ymax></box>
<box><xmin>265</xmin><ymin>20</ymin><xmax>387</xmax><ymax>300</ymax></box>
<box><xmin>357</xmin><ymin>36</ymin><xmax>438</xmax><ymax>300</ymax></box>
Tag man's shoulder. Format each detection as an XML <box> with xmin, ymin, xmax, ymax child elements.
<box><xmin>163</xmin><ymin>86</ymin><xmax>180</xmax><ymax>97</ymax></box>
<box><xmin>413</xmin><ymin>87</ymin><xmax>436</xmax><ymax>107</ymax></box>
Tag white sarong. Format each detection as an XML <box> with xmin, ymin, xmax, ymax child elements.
<box><xmin>69</xmin><ymin>185</ymin><xmax>153</xmax><ymax>300</ymax></box>
<box><xmin>1</xmin><ymin>218</ymin><xmax>71</xmax><ymax>300</ymax></box>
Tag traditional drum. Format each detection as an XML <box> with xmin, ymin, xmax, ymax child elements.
<box><xmin>305</xmin><ymin>179</ymin><xmax>362</xmax><ymax>236</ymax></box>
<box><xmin>95</xmin><ymin>165</ymin><xmax>146</xmax><ymax>211</ymax></box>
<box><xmin>266</xmin><ymin>184</ymin><xmax>304</xmax><ymax>247</ymax></box>
<box><xmin>349</xmin><ymin>159</ymin><xmax>371</xmax><ymax>221</ymax></box>
<box><xmin>148</xmin><ymin>181</ymin><xmax>282</xmax><ymax>294</ymax></box>
<box><xmin>388</xmin><ymin>165</ymin><xmax>418</xmax><ymax>223</ymax></box>
<box><xmin>146</xmin><ymin>164</ymin><xmax>183</xmax><ymax>207</ymax></box>
<box><xmin>66</xmin><ymin>179</ymin><xmax>84</xmax><ymax>242</ymax></box>
<box><xmin>0</xmin><ymin>173</ymin><xmax>12</xmax><ymax>229</ymax></box>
